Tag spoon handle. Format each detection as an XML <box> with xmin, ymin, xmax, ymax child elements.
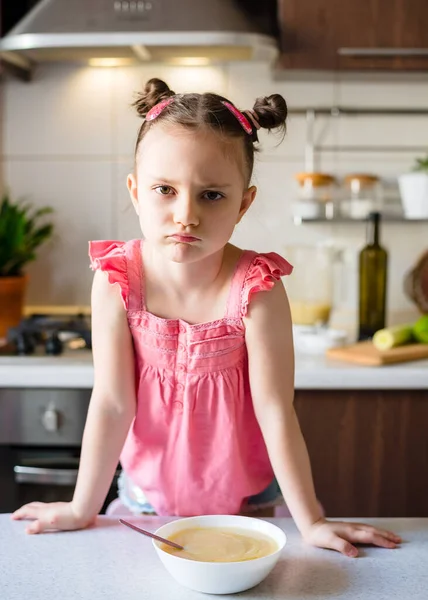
<box><xmin>119</xmin><ymin>518</ymin><xmax>184</xmax><ymax>550</ymax></box>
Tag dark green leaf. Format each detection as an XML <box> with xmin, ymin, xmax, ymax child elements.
<box><xmin>0</xmin><ymin>192</ymin><xmax>54</xmax><ymax>276</ymax></box>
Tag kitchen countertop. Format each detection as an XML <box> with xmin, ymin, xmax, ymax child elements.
<box><xmin>0</xmin><ymin>350</ymin><xmax>427</xmax><ymax>389</ymax></box>
<box><xmin>0</xmin><ymin>515</ymin><xmax>426</xmax><ymax>600</ymax></box>
<box><xmin>294</xmin><ymin>353</ymin><xmax>428</xmax><ymax>390</ymax></box>
<box><xmin>0</xmin><ymin>351</ymin><xmax>95</xmax><ymax>389</ymax></box>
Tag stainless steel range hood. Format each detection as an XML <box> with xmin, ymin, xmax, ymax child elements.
<box><xmin>0</xmin><ymin>0</ymin><xmax>278</xmax><ymax>79</ymax></box>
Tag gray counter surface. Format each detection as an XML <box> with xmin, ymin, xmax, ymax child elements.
<box><xmin>0</xmin><ymin>515</ymin><xmax>426</xmax><ymax>599</ymax></box>
<box><xmin>0</xmin><ymin>350</ymin><xmax>427</xmax><ymax>389</ymax></box>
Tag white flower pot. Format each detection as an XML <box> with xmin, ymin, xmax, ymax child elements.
<box><xmin>398</xmin><ymin>172</ymin><xmax>428</xmax><ymax>219</ymax></box>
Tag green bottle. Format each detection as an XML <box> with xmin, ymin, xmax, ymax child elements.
<box><xmin>358</xmin><ymin>212</ymin><xmax>388</xmax><ymax>341</ymax></box>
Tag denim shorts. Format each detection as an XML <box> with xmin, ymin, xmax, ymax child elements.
<box><xmin>117</xmin><ymin>471</ymin><xmax>284</xmax><ymax>515</ymax></box>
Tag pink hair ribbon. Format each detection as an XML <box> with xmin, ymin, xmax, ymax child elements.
<box><xmin>145</xmin><ymin>97</ymin><xmax>174</xmax><ymax>121</ymax></box>
<box><xmin>221</xmin><ymin>101</ymin><xmax>253</xmax><ymax>134</ymax></box>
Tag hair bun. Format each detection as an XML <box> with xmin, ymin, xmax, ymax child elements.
<box><xmin>252</xmin><ymin>94</ymin><xmax>288</xmax><ymax>135</ymax></box>
<box><xmin>133</xmin><ymin>78</ymin><xmax>175</xmax><ymax>119</ymax></box>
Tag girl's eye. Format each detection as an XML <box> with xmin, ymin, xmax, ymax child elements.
<box><xmin>154</xmin><ymin>185</ymin><xmax>173</xmax><ymax>195</ymax></box>
<box><xmin>203</xmin><ymin>191</ymin><xmax>224</xmax><ymax>202</ymax></box>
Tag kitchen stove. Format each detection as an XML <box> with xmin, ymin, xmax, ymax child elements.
<box><xmin>2</xmin><ymin>312</ymin><xmax>91</xmax><ymax>356</ymax></box>
<box><xmin>0</xmin><ymin>309</ymin><xmax>120</xmax><ymax>514</ymax></box>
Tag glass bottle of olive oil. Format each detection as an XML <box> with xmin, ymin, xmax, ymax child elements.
<box><xmin>358</xmin><ymin>212</ymin><xmax>388</xmax><ymax>341</ymax></box>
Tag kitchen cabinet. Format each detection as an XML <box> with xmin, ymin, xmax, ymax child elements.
<box><xmin>278</xmin><ymin>0</ymin><xmax>428</xmax><ymax>70</ymax></box>
<box><xmin>295</xmin><ymin>389</ymin><xmax>428</xmax><ymax>517</ymax></box>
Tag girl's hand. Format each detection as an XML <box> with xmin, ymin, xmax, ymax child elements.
<box><xmin>11</xmin><ymin>502</ymin><xmax>95</xmax><ymax>534</ymax></box>
<box><xmin>303</xmin><ymin>518</ymin><xmax>402</xmax><ymax>557</ymax></box>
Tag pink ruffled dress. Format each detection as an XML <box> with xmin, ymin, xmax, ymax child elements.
<box><xmin>89</xmin><ymin>239</ymin><xmax>293</xmax><ymax>516</ymax></box>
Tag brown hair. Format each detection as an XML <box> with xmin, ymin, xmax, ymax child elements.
<box><xmin>132</xmin><ymin>78</ymin><xmax>288</xmax><ymax>183</ymax></box>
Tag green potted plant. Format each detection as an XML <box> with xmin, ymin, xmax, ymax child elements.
<box><xmin>0</xmin><ymin>192</ymin><xmax>54</xmax><ymax>338</ymax></box>
<box><xmin>398</xmin><ymin>154</ymin><xmax>428</xmax><ymax>219</ymax></box>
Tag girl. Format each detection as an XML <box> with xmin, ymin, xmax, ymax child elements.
<box><xmin>13</xmin><ymin>78</ymin><xmax>400</xmax><ymax>557</ymax></box>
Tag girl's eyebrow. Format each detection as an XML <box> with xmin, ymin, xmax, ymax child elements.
<box><xmin>148</xmin><ymin>175</ymin><xmax>178</xmax><ymax>185</ymax></box>
<box><xmin>203</xmin><ymin>183</ymin><xmax>233</xmax><ymax>189</ymax></box>
<box><xmin>148</xmin><ymin>175</ymin><xmax>233</xmax><ymax>188</ymax></box>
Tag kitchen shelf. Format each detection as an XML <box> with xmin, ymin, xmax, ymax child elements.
<box><xmin>311</xmin><ymin>145</ymin><xmax>428</xmax><ymax>153</ymax></box>
<box><xmin>288</xmin><ymin>105</ymin><xmax>428</xmax><ymax>172</ymax></box>
<box><xmin>293</xmin><ymin>215</ymin><xmax>428</xmax><ymax>224</ymax></box>
<box><xmin>288</xmin><ymin>107</ymin><xmax>428</xmax><ymax>116</ymax></box>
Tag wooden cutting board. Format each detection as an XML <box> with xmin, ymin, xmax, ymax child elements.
<box><xmin>326</xmin><ymin>341</ymin><xmax>428</xmax><ymax>366</ymax></box>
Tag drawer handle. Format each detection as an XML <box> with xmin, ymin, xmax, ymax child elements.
<box><xmin>338</xmin><ymin>48</ymin><xmax>428</xmax><ymax>57</ymax></box>
<box><xmin>14</xmin><ymin>466</ymin><xmax>78</xmax><ymax>486</ymax></box>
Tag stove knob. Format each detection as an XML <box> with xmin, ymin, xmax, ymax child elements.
<box><xmin>45</xmin><ymin>332</ymin><xmax>63</xmax><ymax>356</ymax></box>
<box><xmin>15</xmin><ymin>332</ymin><xmax>35</xmax><ymax>355</ymax></box>
<box><xmin>42</xmin><ymin>407</ymin><xmax>60</xmax><ymax>432</ymax></box>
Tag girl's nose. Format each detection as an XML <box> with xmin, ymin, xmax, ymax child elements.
<box><xmin>173</xmin><ymin>195</ymin><xmax>199</xmax><ymax>227</ymax></box>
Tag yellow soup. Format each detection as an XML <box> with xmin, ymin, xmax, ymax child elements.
<box><xmin>160</xmin><ymin>527</ymin><xmax>278</xmax><ymax>562</ymax></box>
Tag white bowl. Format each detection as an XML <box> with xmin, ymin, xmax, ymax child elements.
<box><xmin>152</xmin><ymin>515</ymin><xmax>286</xmax><ymax>595</ymax></box>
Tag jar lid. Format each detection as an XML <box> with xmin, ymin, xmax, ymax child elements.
<box><xmin>344</xmin><ymin>173</ymin><xmax>379</xmax><ymax>186</ymax></box>
<box><xmin>295</xmin><ymin>172</ymin><xmax>336</xmax><ymax>187</ymax></box>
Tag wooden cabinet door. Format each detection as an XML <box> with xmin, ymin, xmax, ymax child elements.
<box><xmin>294</xmin><ymin>389</ymin><xmax>428</xmax><ymax>517</ymax></box>
<box><xmin>278</xmin><ymin>0</ymin><xmax>428</xmax><ymax>70</ymax></box>
<box><xmin>278</xmin><ymin>0</ymin><xmax>341</xmax><ymax>70</ymax></box>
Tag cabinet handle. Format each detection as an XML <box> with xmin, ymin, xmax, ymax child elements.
<box><xmin>14</xmin><ymin>466</ymin><xmax>78</xmax><ymax>486</ymax></box>
<box><xmin>13</xmin><ymin>466</ymin><xmax>121</xmax><ymax>486</ymax></box>
<box><xmin>338</xmin><ymin>48</ymin><xmax>428</xmax><ymax>57</ymax></box>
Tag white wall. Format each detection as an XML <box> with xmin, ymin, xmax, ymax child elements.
<box><xmin>2</xmin><ymin>62</ymin><xmax>427</xmax><ymax>330</ymax></box>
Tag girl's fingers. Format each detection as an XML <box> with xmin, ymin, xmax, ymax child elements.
<box><xmin>307</xmin><ymin>522</ymin><xmax>401</xmax><ymax>557</ymax></box>
<box><xmin>26</xmin><ymin>518</ymin><xmax>48</xmax><ymax>534</ymax></box>
<box><xmin>11</xmin><ymin>502</ymin><xmax>48</xmax><ymax>520</ymax></box>
<box><xmin>11</xmin><ymin>502</ymin><xmax>81</xmax><ymax>534</ymax></box>
<box><xmin>361</xmin><ymin>526</ymin><xmax>402</xmax><ymax>543</ymax></box>
<box><xmin>26</xmin><ymin>513</ymin><xmax>61</xmax><ymax>534</ymax></box>
<box><xmin>12</xmin><ymin>506</ymin><xmax>40</xmax><ymax>520</ymax></box>
<box><xmin>370</xmin><ymin>533</ymin><xmax>397</xmax><ymax>549</ymax></box>
<box><xmin>348</xmin><ymin>528</ymin><xmax>397</xmax><ymax>548</ymax></box>
<box><xmin>323</xmin><ymin>535</ymin><xmax>359</xmax><ymax>558</ymax></box>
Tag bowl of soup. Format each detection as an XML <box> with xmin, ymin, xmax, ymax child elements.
<box><xmin>152</xmin><ymin>515</ymin><xmax>286</xmax><ymax>595</ymax></box>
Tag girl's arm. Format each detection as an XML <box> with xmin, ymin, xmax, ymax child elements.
<box><xmin>12</xmin><ymin>270</ymin><xmax>136</xmax><ymax>533</ymax></box>
<box><xmin>72</xmin><ymin>269</ymin><xmax>137</xmax><ymax>518</ymax></box>
<box><xmin>244</xmin><ymin>280</ymin><xmax>401</xmax><ymax>557</ymax></box>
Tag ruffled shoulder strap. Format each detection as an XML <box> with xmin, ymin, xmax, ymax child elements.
<box><xmin>88</xmin><ymin>239</ymin><xmax>144</xmax><ymax>311</ymax></box>
<box><xmin>227</xmin><ymin>251</ymin><xmax>293</xmax><ymax>318</ymax></box>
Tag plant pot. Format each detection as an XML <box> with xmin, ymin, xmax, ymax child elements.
<box><xmin>398</xmin><ymin>173</ymin><xmax>428</xmax><ymax>219</ymax></box>
<box><xmin>0</xmin><ymin>275</ymin><xmax>28</xmax><ymax>339</ymax></box>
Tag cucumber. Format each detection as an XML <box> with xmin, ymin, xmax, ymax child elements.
<box><xmin>413</xmin><ymin>315</ymin><xmax>428</xmax><ymax>344</ymax></box>
<box><xmin>372</xmin><ymin>324</ymin><xmax>414</xmax><ymax>351</ymax></box>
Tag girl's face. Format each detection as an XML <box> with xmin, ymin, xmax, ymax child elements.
<box><xmin>127</xmin><ymin>123</ymin><xmax>256</xmax><ymax>263</ymax></box>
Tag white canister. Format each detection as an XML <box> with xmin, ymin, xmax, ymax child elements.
<box><xmin>398</xmin><ymin>172</ymin><xmax>428</xmax><ymax>219</ymax></box>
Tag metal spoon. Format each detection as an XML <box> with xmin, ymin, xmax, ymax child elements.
<box><xmin>119</xmin><ymin>518</ymin><xmax>184</xmax><ymax>550</ymax></box>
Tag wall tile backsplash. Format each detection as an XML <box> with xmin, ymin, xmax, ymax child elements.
<box><xmin>1</xmin><ymin>62</ymin><xmax>427</xmax><ymax>330</ymax></box>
